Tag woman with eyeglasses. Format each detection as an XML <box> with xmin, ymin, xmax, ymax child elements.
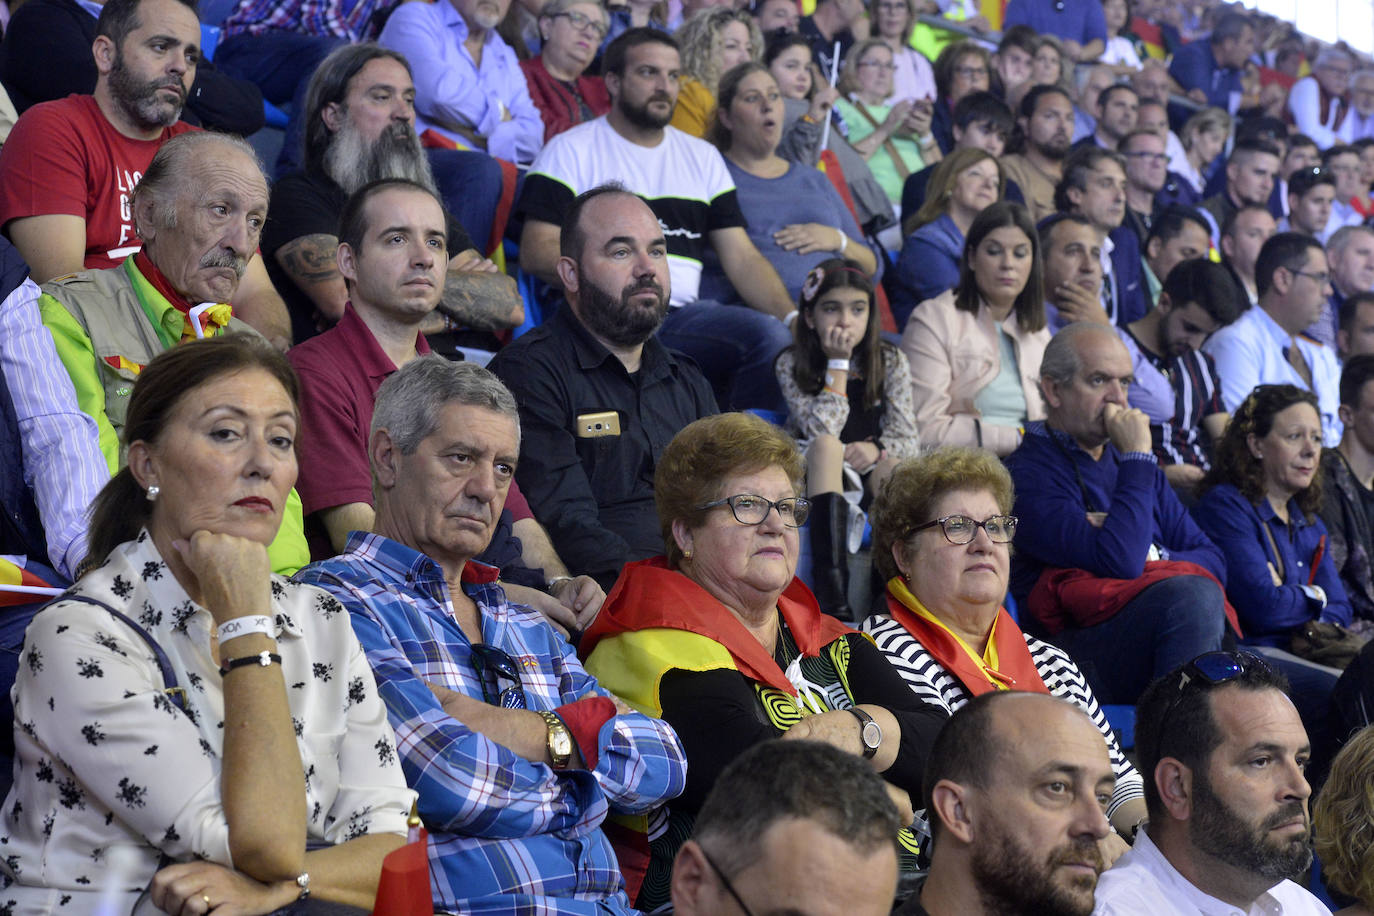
<box><xmin>581</xmin><ymin>412</ymin><xmax>946</xmax><ymax>913</ymax></box>
<box><xmin>862</xmin><ymin>447</ymin><xmax>1147</xmax><ymax>853</ymax></box>
<box><xmin>1192</xmin><ymin>384</ymin><xmax>1349</xmax><ymax>769</ymax></box>
<box><xmin>519</xmin><ymin>0</ymin><xmax>612</xmax><ymax>141</ymax></box>
<box><xmin>671</xmin><ymin>8</ymin><xmax>763</xmax><ymax>138</ymax></box>
<box><xmin>870</xmin><ymin>0</ymin><xmax>936</xmax><ymax>106</ymax></box>
<box><xmin>836</xmin><ymin>39</ymin><xmax>940</xmax><ymax>208</ymax></box>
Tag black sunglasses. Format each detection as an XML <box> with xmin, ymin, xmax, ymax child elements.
<box><xmin>1151</xmin><ymin>650</ymin><xmax>1273</xmax><ymax>764</ymax></box>
<box><xmin>470</xmin><ymin>643</ymin><xmax>528</xmax><ymax>709</ymax></box>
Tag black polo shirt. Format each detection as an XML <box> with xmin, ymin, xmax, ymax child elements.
<box><xmin>488</xmin><ymin>306</ymin><xmax>718</xmax><ymax>589</ymax></box>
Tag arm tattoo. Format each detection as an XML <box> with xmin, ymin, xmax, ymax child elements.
<box><xmin>439</xmin><ymin>269</ymin><xmax>524</xmax><ymax>332</ymax></box>
<box><xmin>276</xmin><ymin>234</ymin><xmax>342</xmax><ymax>285</ymax></box>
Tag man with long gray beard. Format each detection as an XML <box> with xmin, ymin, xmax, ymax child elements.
<box><xmin>1094</xmin><ymin>652</ymin><xmax>1331</xmax><ymax>916</ymax></box>
<box><xmin>489</xmin><ymin>185</ymin><xmax>717</xmax><ymax>590</ymax></box>
<box><xmin>262</xmin><ymin>42</ymin><xmax>518</xmax><ymax>344</ymax></box>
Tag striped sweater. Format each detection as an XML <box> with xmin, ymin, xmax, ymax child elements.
<box><xmin>862</xmin><ymin>614</ymin><xmax>1144</xmax><ymax>818</ymax></box>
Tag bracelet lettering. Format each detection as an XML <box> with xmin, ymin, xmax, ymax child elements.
<box><xmin>827</xmin><ymin>358</ymin><xmax>850</xmax><ymax>372</ymax></box>
<box><xmin>216</xmin><ymin>615</ymin><xmax>275</xmax><ymax>643</ymax></box>
<box><xmin>219</xmin><ymin>651</ymin><xmax>281</xmax><ymax>676</ymax></box>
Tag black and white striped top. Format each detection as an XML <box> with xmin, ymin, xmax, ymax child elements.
<box><xmin>862</xmin><ymin>614</ymin><xmax>1144</xmax><ymax>817</ymax></box>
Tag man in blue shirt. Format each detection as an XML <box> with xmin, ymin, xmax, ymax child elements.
<box><xmin>298</xmin><ymin>356</ymin><xmax>687</xmax><ymax>914</ymax></box>
<box><xmin>1168</xmin><ymin>12</ymin><xmax>1255</xmax><ymax>115</ymax></box>
<box><xmin>1006</xmin><ymin>323</ymin><xmax>1228</xmax><ymax>705</ymax></box>
<box><xmin>1002</xmin><ymin>0</ymin><xmax>1105</xmax><ymax>63</ymax></box>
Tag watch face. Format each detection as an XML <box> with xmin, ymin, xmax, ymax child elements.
<box><xmin>862</xmin><ymin>720</ymin><xmax>882</xmax><ymax>749</ymax></box>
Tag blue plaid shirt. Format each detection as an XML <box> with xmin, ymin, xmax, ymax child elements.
<box><xmin>297</xmin><ymin>533</ymin><xmax>687</xmax><ymax>915</ymax></box>
<box><xmin>222</xmin><ymin>0</ymin><xmax>392</xmax><ymax>40</ymax></box>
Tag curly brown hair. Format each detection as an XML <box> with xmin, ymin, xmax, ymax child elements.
<box><xmin>870</xmin><ymin>447</ymin><xmax>1013</xmax><ymax>582</ymax></box>
<box><xmin>655</xmin><ymin>413</ymin><xmax>806</xmax><ymax>569</ymax></box>
<box><xmin>1200</xmin><ymin>384</ymin><xmax>1323</xmax><ymax>519</ymax></box>
<box><xmin>1314</xmin><ymin>724</ymin><xmax>1374</xmax><ymax>907</ymax></box>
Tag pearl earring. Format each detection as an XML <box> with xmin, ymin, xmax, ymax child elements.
<box><xmin>146</xmin><ymin>485</ymin><xmax>160</xmax><ymax>501</ymax></box>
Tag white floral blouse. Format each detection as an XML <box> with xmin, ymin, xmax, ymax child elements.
<box><xmin>0</xmin><ymin>531</ymin><xmax>415</xmax><ymax>915</ymax></box>
<box><xmin>775</xmin><ymin>344</ymin><xmax>922</xmax><ymax>459</ymax></box>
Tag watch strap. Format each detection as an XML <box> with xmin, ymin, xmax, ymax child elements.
<box><xmin>846</xmin><ymin>706</ymin><xmax>881</xmax><ymax>759</ymax></box>
<box><xmin>539</xmin><ymin>709</ymin><xmax>572</xmax><ymax>769</ymax></box>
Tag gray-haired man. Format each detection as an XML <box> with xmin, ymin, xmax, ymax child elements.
<box><xmin>297</xmin><ymin>355</ymin><xmax>688</xmax><ymax>914</ymax></box>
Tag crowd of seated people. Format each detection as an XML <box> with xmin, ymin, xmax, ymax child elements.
<box><xmin>8</xmin><ymin>0</ymin><xmax>1374</xmax><ymax>911</ymax></box>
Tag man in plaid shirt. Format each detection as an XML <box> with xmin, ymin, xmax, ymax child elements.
<box><xmin>298</xmin><ymin>355</ymin><xmax>686</xmax><ymax>914</ymax></box>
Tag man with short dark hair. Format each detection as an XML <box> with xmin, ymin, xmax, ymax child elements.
<box><xmin>1141</xmin><ymin>205</ymin><xmax>1211</xmax><ymax>302</ymax></box>
<box><xmin>518</xmin><ymin>28</ymin><xmax>794</xmax><ymax>412</ymax></box>
<box><xmin>1168</xmin><ymin>11</ymin><xmax>1256</xmax><ymax>113</ymax></box>
<box><xmin>1055</xmin><ymin>145</ymin><xmax>1148</xmax><ymax>326</ymax></box>
<box><xmin>1001</xmin><ymin>85</ymin><xmax>1075</xmax><ymax>223</ymax></box>
<box><xmin>1205</xmin><ymin>232</ymin><xmax>1342</xmax><ymax>444</ymax></box>
<box><xmin>906</xmin><ymin>692</ymin><xmax>1116</xmax><ymax>916</ymax></box>
<box><xmin>1040</xmin><ymin>213</ymin><xmax>1106</xmax><ymax>332</ymax></box>
<box><xmin>1121</xmin><ymin>258</ymin><xmax>1241</xmax><ymax>496</ymax></box>
<box><xmin>1076</xmin><ymin>84</ymin><xmax>1138</xmax><ymax>152</ymax></box>
<box><xmin>993</xmin><ymin>26</ymin><xmax>1036</xmax><ymax>96</ymax></box>
<box><xmin>1094</xmin><ymin>653</ymin><xmax>1329</xmax><ymax>914</ymax></box>
<box><xmin>491</xmin><ymin>186</ymin><xmax>716</xmax><ymax>590</ymax></box>
<box><xmin>1006</xmin><ymin>323</ymin><xmax>1228</xmax><ymax>704</ymax></box>
<box><xmin>1200</xmin><ymin>140</ymin><xmax>1281</xmax><ymax>240</ymax></box>
<box><xmin>1118</xmin><ymin>129</ymin><xmax>1169</xmax><ymax>243</ymax></box>
<box><xmin>299</xmin><ymin>355</ymin><xmax>688</xmax><ymax>915</ymax></box>
<box><xmin>1339</xmin><ymin>291</ymin><xmax>1374</xmax><ymax>360</ymax></box>
<box><xmin>1320</xmin><ymin>354</ymin><xmax>1374</xmax><ymax>624</ymax></box>
<box><xmin>1220</xmin><ymin>203</ymin><xmax>1277</xmax><ymax>306</ymax></box>
<box><xmin>1281</xmin><ymin>166</ymin><xmax>1337</xmax><ymax>240</ymax></box>
<box><xmin>261</xmin><ymin>42</ymin><xmax>517</xmax><ymax>344</ymax></box>
<box><xmin>672</xmin><ymin>741</ymin><xmax>901</xmax><ymax>916</ymax></box>
<box><xmin>1272</xmin><ymin>134</ymin><xmax>1320</xmax><ymax>219</ymax></box>
<box><xmin>799</xmin><ymin>0</ymin><xmax>865</xmax><ymax>76</ymax></box>
<box><xmin>1323</xmin><ymin>144</ymin><xmax>1369</xmax><ymax>236</ymax></box>
<box><xmin>0</xmin><ymin>0</ymin><xmax>292</xmax><ymax>349</ymax></box>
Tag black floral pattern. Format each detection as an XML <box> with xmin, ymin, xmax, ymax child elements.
<box><xmin>23</xmin><ymin>649</ymin><xmax>40</xmax><ymax>676</ymax></box>
<box><xmin>312</xmin><ymin>662</ymin><xmax>333</xmax><ymax>682</ymax></box>
<box><xmin>115</xmin><ymin>778</ymin><xmax>146</xmax><ymax>809</ymax></box>
<box><xmin>92</xmin><ymin>633</ymin><xmax>127</xmax><ymax>657</ymax></box>
<box><xmin>169</xmin><ymin>601</ymin><xmax>196</xmax><ymax>635</ymax></box>
<box><xmin>140</xmin><ymin>562</ymin><xmax>163</xmax><ymax>582</ymax></box>
<box><xmin>80</xmin><ymin>724</ymin><xmax>106</xmax><ymax>747</ymax></box>
<box><xmin>347</xmin><ymin>677</ymin><xmax>366</xmax><ymax>708</ymax></box>
<box><xmin>110</xmin><ymin>576</ymin><xmax>133</xmax><ymax>600</ymax></box>
<box><xmin>375</xmin><ymin>737</ymin><xmax>395</xmax><ymax>767</ymax></box>
<box><xmin>74</xmin><ymin>659</ymin><xmax>103</xmax><ymax>679</ymax></box>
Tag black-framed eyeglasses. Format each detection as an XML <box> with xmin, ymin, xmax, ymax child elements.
<box><xmin>697</xmin><ymin>493</ymin><xmax>812</xmax><ymax>528</ymax></box>
<box><xmin>700</xmin><ymin>847</ymin><xmax>757</xmax><ymax>916</ymax></box>
<box><xmin>470</xmin><ymin>643</ymin><xmax>528</xmax><ymax>709</ymax></box>
<box><xmin>1151</xmin><ymin>650</ymin><xmax>1273</xmax><ymax>765</ymax></box>
<box><xmin>904</xmin><ymin>514</ymin><xmax>1017</xmax><ymax>544</ymax></box>
<box><xmin>1288</xmin><ymin>267</ymin><xmax>1331</xmax><ymax>286</ymax></box>
<box><xmin>552</xmin><ymin>10</ymin><xmax>608</xmax><ymax>38</ymax></box>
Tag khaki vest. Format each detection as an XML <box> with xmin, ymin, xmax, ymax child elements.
<box><xmin>41</xmin><ymin>265</ymin><xmax>256</xmax><ymax>458</ymax></box>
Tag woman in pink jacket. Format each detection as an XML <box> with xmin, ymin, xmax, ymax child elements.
<box><xmin>900</xmin><ymin>200</ymin><xmax>1050</xmax><ymax>456</ymax></box>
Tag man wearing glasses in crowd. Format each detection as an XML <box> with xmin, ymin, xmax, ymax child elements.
<box><xmin>297</xmin><ymin>356</ymin><xmax>687</xmax><ymax>914</ymax></box>
<box><xmin>1093</xmin><ymin>652</ymin><xmax>1329</xmax><ymax>915</ymax></box>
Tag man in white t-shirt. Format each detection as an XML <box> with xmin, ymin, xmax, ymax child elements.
<box><xmin>516</xmin><ymin>27</ymin><xmax>794</xmax><ymax>412</ymax></box>
<box><xmin>1093</xmin><ymin>652</ymin><xmax>1332</xmax><ymax>916</ymax></box>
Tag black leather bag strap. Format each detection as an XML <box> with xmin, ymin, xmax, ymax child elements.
<box><xmin>50</xmin><ymin>594</ymin><xmax>187</xmax><ymax>712</ymax></box>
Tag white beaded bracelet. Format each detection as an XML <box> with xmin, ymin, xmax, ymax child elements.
<box><xmin>217</xmin><ymin>614</ymin><xmax>276</xmax><ymax>643</ymax></box>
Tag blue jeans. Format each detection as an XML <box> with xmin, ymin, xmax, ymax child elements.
<box><xmin>658</xmin><ymin>301</ymin><xmax>791</xmax><ymax>413</ymax></box>
<box><xmin>1051</xmin><ymin>575</ymin><xmax>1228</xmax><ymax>705</ymax></box>
<box><xmin>426</xmin><ymin>148</ymin><xmax>505</xmax><ymax>256</ymax></box>
<box><xmin>213</xmin><ymin>30</ymin><xmax>348</xmax><ymax>177</ymax></box>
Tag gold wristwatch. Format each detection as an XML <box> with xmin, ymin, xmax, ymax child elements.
<box><xmin>539</xmin><ymin>710</ymin><xmax>573</xmax><ymax>769</ymax></box>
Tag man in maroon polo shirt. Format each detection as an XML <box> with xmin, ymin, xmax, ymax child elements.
<box><xmin>289</xmin><ymin>177</ymin><xmax>603</xmax><ymax>632</ymax></box>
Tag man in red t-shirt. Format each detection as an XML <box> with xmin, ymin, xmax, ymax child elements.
<box><xmin>0</xmin><ymin>0</ymin><xmax>292</xmax><ymax>349</ymax></box>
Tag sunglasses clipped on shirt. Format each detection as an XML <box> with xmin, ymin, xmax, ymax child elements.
<box><xmin>470</xmin><ymin>643</ymin><xmax>528</xmax><ymax>709</ymax></box>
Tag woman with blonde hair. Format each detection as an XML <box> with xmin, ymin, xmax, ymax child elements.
<box><xmin>1175</xmin><ymin>106</ymin><xmax>1232</xmax><ymax>195</ymax></box>
<box><xmin>836</xmin><ymin>38</ymin><xmax>941</xmax><ymax>207</ymax></box>
<box><xmin>671</xmin><ymin>7</ymin><xmax>763</xmax><ymax>137</ymax></box>
<box><xmin>891</xmin><ymin>147</ymin><xmax>1003</xmax><ymax>324</ymax></box>
<box><xmin>1315</xmin><ymin>723</ymin><xmax>1374</xmax><ymax>915</ymax></box>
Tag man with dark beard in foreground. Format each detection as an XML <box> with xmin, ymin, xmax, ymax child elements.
<box><xmin>1094</xmin><ymin>652</ymin><xmax>1331</xmax><ymax>916</ymax></box>
<box><xmin>900</xmin><ymin>692</ymin><xmax>1116</xmax><ymax>916</ymax></box>
<box><xmin>489</xmin><ymin>185</ymin><xmax>718</xmax><ymax>590</ymax></box>
<box><xmin>263</xmin><ymin>42</ymin><xmax>519</xmax><ymax>344</ymax></box>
